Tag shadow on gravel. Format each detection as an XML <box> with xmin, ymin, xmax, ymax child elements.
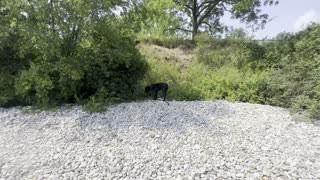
<box><xmin>75</xmin><ymin>101</ymin><xmax>235</xmax><ymax>135</ymax></box>
<box><xmin>0</xmin><ymin>101</ymin><xmax>235</xmax><ymax>136</ymax></box>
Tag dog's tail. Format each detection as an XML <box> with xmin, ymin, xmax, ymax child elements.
<box><xmin>166</xmin><ymin>80</ymin><xmax>173</xmax><ymax>83</ymax></box>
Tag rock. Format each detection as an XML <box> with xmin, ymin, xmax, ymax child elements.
<box><xmin>0</xmin><ymin>101</ymin><xmax>319</xmax><ymax>179</ymax></box>
<box><xmin>193</xmin><ymin>144</ymin><xmax>201</xmax><ymax>150</ymax></box>
<box><xmin>48</xmin><ymin>175</ymin><xmax>60</xmax><ymax>180</ymax></box>
<box><xmin>236</xmin><ymin>173</ymin><xmax>245</xmax><ymax>178</ymax></box>
<box><xmin>79</xmin><ymin>162</ymin><xmax>87</xmax><ymax>168</ymax></box>
<box><xmin>262</xmin><ymin>175</ymin><xmax>270</xmax><ymax>180</ymax></box>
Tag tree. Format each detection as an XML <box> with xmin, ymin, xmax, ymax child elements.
<box><xmin>264</xmin><ymin>24</ymin><xmax>320</xmax><ymax>118</ymax></box>
<box><xmin>121</xmin><ymin>0</ymin><xmax>182</xmax><ymax>38</ymax></box>
<box><xmin>171</xmin><ymin>0</ymin><xmax>278</xmax><ymax>40</ymax></box>
<box><xmin>0</xmin><ymin>1</ymin><xmax>31</xmax><ymax>106</ymax></box>
<box><xmin>226</xmin><ymin>27</ymin><xmax>249</xmax><ymax>39</ymax></box>
<box><xmin>1</xmin><ymin>0</ymin><xmax>147</xmax><ymax>107</ymax></box>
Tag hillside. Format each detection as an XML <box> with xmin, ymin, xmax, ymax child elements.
<box><xmin>138</xmin><ymin>43</ymin><xmax>195</xmax><ymax>69</ymax></box>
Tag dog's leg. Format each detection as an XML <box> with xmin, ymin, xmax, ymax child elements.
<box><xmin>162</xmin><ymin>89</ymin><xmax>167</xmax><ymax>101</ymax></box>
<box><xmin>162</xmin><ymin>88</ymin><xmax>169</xmax><ymax>105</ymax></box>
<box><xmin>154</xmin><ymin>91</ymin><xmax>158</xmax><ymax>100</ymax></box>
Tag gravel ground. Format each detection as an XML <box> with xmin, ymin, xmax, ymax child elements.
<box><xmin>0</xmin><ymin>101</ymin><xmax>319</xmax><ymax>180</ymax></box>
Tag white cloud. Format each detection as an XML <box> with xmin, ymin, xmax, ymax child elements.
<box><xmin>294</xmin><ymin>10</ymin><xmax>320</xmax><ymax>32</ymax></box>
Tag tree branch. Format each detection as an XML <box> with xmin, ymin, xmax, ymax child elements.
<box><xmin>199</xmin><ymin>0</ymin><xmax>212</xmax><ymax>7</ymax></box>
<box><xmin>203</xmin><ymin>21</ymin><xmax>212</xmax><ymax>29</ymax></box>
<box><xmin>186</xmin><ymin>4</ymin><xmax>193</xmax><ymax>10</ymax></box>
<box><xmin>198</xmin><ymin>0</ymin><xmax>222</xmax><ymax>25</ymax></box>
<box><xmin>167</xmin><ymin>27</ymin><xmax>192</xmax><ymax>33</ymax></box>
<box><xmin>197</xmin><ymin>3</ymin><xmax>212</xmax><ymax>17</ymax></box>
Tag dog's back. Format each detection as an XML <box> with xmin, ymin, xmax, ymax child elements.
<box><xmin>145</xmin><ymin>82</ymin><xmax>169</xmax><ymax>101</ymax></box>
<box><xmin>151</xmin><ymin>83</ymin><xmax>168</xmax><ymax>91</ymax></box>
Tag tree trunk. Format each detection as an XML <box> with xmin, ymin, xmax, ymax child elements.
<box><xmin>191</xmin><ymin>0</ymin><xmax>199</xmax><ymax>41</ymax></box>
<box><xmin>50</xmin><ymin>0</ymin><xmax>55</xmax><ymax>31</ymax></box>
<box><xmin>192</xmin><ymin>21</ymin><xmax>198</xmax><ymax>41</ymax></box>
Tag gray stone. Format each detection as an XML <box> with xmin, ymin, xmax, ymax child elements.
<box><xmin>0</xmin><ymin>101</ymin><xmax>319</xmax><ymax>179</ymax></box>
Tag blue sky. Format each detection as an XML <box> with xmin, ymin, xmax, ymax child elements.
<box><xmin>223</xmin><ymin>0</ymin><xmax>320</xmax><ymax>39</ymax></box>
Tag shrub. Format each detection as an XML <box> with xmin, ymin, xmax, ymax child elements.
<box><xmin>83</xmin><ymin>96</ymin><xmax>106</xmax><ymax>113</ymax></box>
<box><xmin>0</xmin><ymin>32</ymin><xmax>30</xmax><ymax>107</ymax></box>
<box><xmin>142</xmin><ymin>57</ymin><xmax>199</xmax><ymax>100</ymax></box>
<box><xmin>195</xmin><ymin>34</ymin><xmax>266</xmax><ymax>70</ymax></box>
<box><xmin>0</xmin><ymin>72</ymin><xmax>16</xmax><ymax>106</ymax></box>
<box><xmin>15</xmin><ymin>20</ymin><xmax>148</xmax><ymax>108</ymax></box>
<box><xmin>266</xmin><ymin>24</ymin><xmax>320</xmax><ymax>119</ymax></box>
<box><xmin>142</xmin><ymin>55</ymin><xmax>269</xmax><ymax>103</ymax></box>
<box><xmin>192</xmin><ymin>34</ymin><xmax>269</xmax><ymax>103</ymax></box>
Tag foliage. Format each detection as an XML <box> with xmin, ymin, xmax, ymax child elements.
<box><xmin>123</xmin><ymin>0</ymin><xmax>278</xmax><ymax>40</ymax></box>
<box><xmin>1</xmin><ymin>0</ymin><xmax>148</xmax><ymax>109</ymax></box>
<box><xmin>193</xmin><ymin>25</ymin><xmax>320</xmax><ymax>119</ymax></box>
<box><xmin>142</xmin><ymin>57</ymin><xmax>197</xmax><ymax>100</ymax></box>
<box><xmin>141</xmin><ymin>37</ymin><xmax>269</xmax><ymax>103</ymax></box>
<box><xmin>0</xmin><ymin>39</ymin><xmax>19</xmax><ymax>106</ymax></box>
<box><xmin>1</xmin><ymin>0</ymin><xmax>320</xmax><ymax>122</ymax></box>
<box><xmin>225</xmin><ymin>27</ymin><xmax>251</xmax><ymax>40</ymax></box>
<box><xmin>194</xmin><ymin>34</ymin><xmax>269</xmax><ymax>103</ymax></box>
<box><xmin>122</xmin><ymin>0</ymin><xmax>183</xmax><ymax>39</ymax></box>
<box><xmin>14</xmin><ymin>18</ymin><xmax>147</xmax><ymax>107</ymax></box>
<box><xmin>171</xmin><ymin>0</ymin><xmax>279</xmax><ymax>39</ymax></box>
<box><xmin>0</xmin><ymin>3</ymin><xmax>30</xmax><ymax>107</ymax></box>
<box><xmin>139</xmin><ymin>35</ymin><xmax>194</xmax><ymax>49</ymax></box>
<box><xmin>83</xmin><ymin>96</ymin><xmax>106</xmax><ymax>113</ymax></box>
<box><xmin>265</xmin><ymin>24</ymin><xmax>320</xmax><ymax>119</ymax></box>
<box><xmin>195</xmin><ymin>33</ymin><xmax>266</xmax><ymax>70</ymax></box>
<box><xmin>143</xmin><ymin>58</ymin><xmax>269</xmax><ymax>103</ymax></box>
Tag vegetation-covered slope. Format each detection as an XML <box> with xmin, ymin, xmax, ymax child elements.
<box><xmin>140</xmin><ymin>25</ymin><xmax>320</xmax><ymax>120</ymax></box>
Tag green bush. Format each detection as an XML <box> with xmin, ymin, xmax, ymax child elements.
<box><xmin>0</xmin><ymin>72</ymin><xmax>16</xmax><ymax>106</ymax></box>
<box><xmin>142</xmin><ymin>57</ymin><xmax>201</xmax><ymax>100</ymax></box>
<box><xmin>15</xmin><ymin>20</ymin><xmax>148</xmax><ymax>108</ymax></box>
<box><xmin>190</xmin><ymin>34</ymin><xmax>269</xmax><ymax>103</ymax></box>
<box><xmin>140</xmin><ymin>33</ymin><xmax>270</xmax><ymax>104</ymax></box>
<box><xmin>142</xmin><ymin>54</ymin><xmax>269</xmax><ymax>103</ymax></box>
<box><xmin>266</xmin><ymin>24</ymin><xmax>320</xmax><ymax>119</ymax></box>
<box><xmin>187</xmin><ymin>64</ymin><xmax>269</xmax><ymax>103</ymax></box>
<box><xmin>195</xmin><ymin>34</ymin><xmax>266</xmax><ymax>70</ymax></box>
<box><xmin>0</xmin><ymin>31</ymin><xmax>30</xmax><ymax>107</ymax></box>
<box><xmin>83</xmin><ymin>96</ymin><xmax>106</xmax><ymax>113</ymax></box>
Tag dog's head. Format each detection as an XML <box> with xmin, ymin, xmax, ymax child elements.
<box><xmin>145</xmin><ymin>86</ymin><xmax>151</xmax><ymax>93</ymax></box>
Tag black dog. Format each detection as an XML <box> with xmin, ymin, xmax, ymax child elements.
<box><xmin>145</xmin><ymin>82</ymin><xmax>168</xmax><ymax>101</ymax></box>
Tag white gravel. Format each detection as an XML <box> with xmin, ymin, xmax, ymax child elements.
<box><xmin>0</xmin><ymin>101</ymin><xmax>319</xmax><ymax>180</ymax></box>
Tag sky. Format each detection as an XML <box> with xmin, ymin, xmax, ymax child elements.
<box><xmin>223</xmin><ymin>0</ymin><xmax>320</xmax><ymax>39</ymax></box>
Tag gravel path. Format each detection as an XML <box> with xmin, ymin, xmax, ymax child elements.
<box><xmin>0</xmin><ymin>101</ymin><xmax>319</xmax><ymax>180</ymax></box>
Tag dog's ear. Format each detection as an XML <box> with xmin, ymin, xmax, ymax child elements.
<box><xmin>145</xmin><ymin>86</ymin><xmax>150</xmax><ymax>93</ymax></box>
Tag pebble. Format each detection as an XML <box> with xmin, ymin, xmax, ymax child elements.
<box><xmin>0</xmin><ymin>101</ymin><xmax>319</xmax><ymax>179</ymax></box>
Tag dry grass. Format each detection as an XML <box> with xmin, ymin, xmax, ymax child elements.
<box><xmin>138</xmin><ymin>43</ymin><xmax>195</xmax><ymax>69</ymax></box>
